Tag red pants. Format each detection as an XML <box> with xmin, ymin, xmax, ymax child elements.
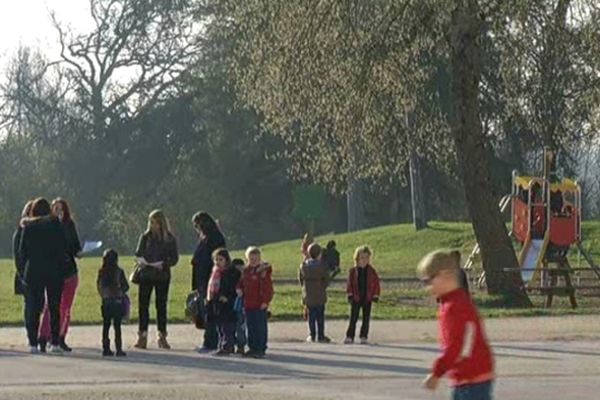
<box><xmin>39</xmin><ymin>275</ymin><xmax>79</xmax><ymax>341</ymax></box>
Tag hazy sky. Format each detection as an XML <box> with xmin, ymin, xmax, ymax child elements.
<box><xmin>0</xmin><ymin>1</ymin><xmax>91</xmax><ymax>68</ymax></box>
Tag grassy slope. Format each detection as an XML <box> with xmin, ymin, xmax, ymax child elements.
<box><xmin>1</xmin><ymin>221</ymin><xmax>599</xmax><ymax>325</ymax></box>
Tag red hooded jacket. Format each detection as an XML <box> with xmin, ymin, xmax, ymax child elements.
<box><xmin>433</xmin><ymin>288</ymin><xmax>495</xmax><ymax>386</ymax></box>
<box><xmin>346</xmin><ymin>265</ymin><xmax>381</xmax><ymax>303</ymax></box>
<box><xmin>238</xmin><ymin>264</ymin><xmax>274</xmax><ymax>311</ymax></box>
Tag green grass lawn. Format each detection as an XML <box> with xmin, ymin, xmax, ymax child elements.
<box><xmin>1</xmin><ymin>221</ymin><xmax>600</xmax><ymax>326</ymax></box>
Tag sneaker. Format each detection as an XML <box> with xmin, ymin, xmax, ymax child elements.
<box><xmin>196</xmin><ymin>346</ymin><xmax>216</xmax><ymax>354</ymax></box>
<box><xmin>214</xmin><ymin>349</ymin><xmax>233</xmax><ymax>357</ymax></box>
<box><xmin>343</xmin><ymin>337</ymin><xmax>354</xmax><ymax>344</ymax></box>
<box><xmin>50</xmin><ymin>345</ymin><xmax>64</xmax><ymax>354</ymax></box>
<box><xmin>242</xmin><ymin>350</ymin><xmax>256</xmax><ymax>358</ymax></box>
<box><xmin>317</xmin><ymin>336</ymin><xmax>332</xmax><ymax>343</ymax></box>
<box><xmin>30</xmin><ymin>346</ymin><xmax>40</xmax><ymax>354</ymax></box>
<box><xmin>116</xmin><ymin>350</ymin><xmax>127</xmax><ymax>357</ymax></box>
<box><xmin>359</xmin><ymin>337</ymin><xmax>368</xmax><ymax>345</ymax></box>
<box><xmin>306</xmin><ymin>335</ymin><xmax>316</xmax><ymax>343</ymax></box>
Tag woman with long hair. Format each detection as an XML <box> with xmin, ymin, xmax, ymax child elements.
<box><xmin>13</xmin><ymin>200</ymin><xmax>33</xmax><ymax>321</ymax></box>
<box><xmin>191</xmin><ymin>211</ymin><xmax>226</xmax><ymax>352</ymax></box>
<box><xmin>38</xmin><ymin>198</ymin><xmax>82</xmax><ymax>352</ymax></box>
<box><xmin>19</xmin><ymin>197</ymin><xmax>67</xmax><ymax>354</ymax></box>
<box><xmin>134</xmin><ymin>209</ymin><xmax>179</xmax><ymax>350</ymax></box>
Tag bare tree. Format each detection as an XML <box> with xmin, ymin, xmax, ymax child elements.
<box><xmin>49</xmin><ymin>0</ymin><xmax>202</xmax><ymax>138</ymax></box>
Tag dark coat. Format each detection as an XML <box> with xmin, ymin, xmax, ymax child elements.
<box><xmin>208</xmin><ymin>266</ymin><xmax>241</xmax><ymax>323</ymax></box>
<box><xmin>12</xmin><ymin>227</ymin><xmax>25</xmax><ymax>295</ymax></box>
<box><xmin>135</xmin><ymin>231</ymin><xmax>179</xmax><ymax>282</ymax></box>
<box><xmin>62</xmin><ymin>219</ymin><xmax>82</xmax><ymax>278</ymax></box>
<box><xmin>97</xmin><ymin>267</ymin><xmax>129</xmax><ymax>300</ymax></box>
<box><xmin>19</xmin><ymin>217</ymin><xmax>67</xmax><ymax>286</ymax></box>
<box><xmin>191</xmin><ymin>231</ymin><xmax>225</xmax><ymax>291</ymax></box>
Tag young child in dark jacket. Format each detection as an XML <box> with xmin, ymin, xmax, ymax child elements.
<box><xmin>344</xmin><ymin>245</ymin><xmax>380</xmax><ymax>345</ymax></box>
<box><xmin>299</xmin><ymin>243</ymin><xmax>331</xmax><ymax>343</ymax></box>
<box><xmin>231</xmin><ymin>258</ymin><xmax>247</xmax><ymax>354</ymax></box>
<box><xmin>97</xmin><ymin>249</ymin><xmax>129</xmax><ymax>357</ymax></box>
<box><xmin>207</xmin><ymin>248</ymin><xmax>240</xmax><ymax>356</ymax></box>
<box><xmin>322</xmin><ymin>240</ymin><xmax>341</xmax><ymax>278</ymax></box>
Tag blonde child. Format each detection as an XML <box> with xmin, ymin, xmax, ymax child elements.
<box><xmin>417</xmin><ymin>249</ymin><xmax>494</xmax><ymax>400</ymax></box>
<box><xmin>237</xmin><ymin>247</ymin><xmax>273</xmax><ymax>358</ymax></box>
<box><xmin>344</xmin><ymin>245</ymin><xmax>380</xmax><ymax>345</ymax></box>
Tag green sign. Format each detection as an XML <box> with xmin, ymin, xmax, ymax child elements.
<box><xmin>292</xmin><ymin>185</ymin><xmax>326</xmax><ymax>220</ymax></box>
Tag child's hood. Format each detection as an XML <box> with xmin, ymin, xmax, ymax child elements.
<box><xmin>303</xmin><ymin>259</ymin><xmax>321</xmax><ymax>268</ymax></box>
<box><xmin>247</xmin><ymin>262</ymin><xmax>272</xmax><ymax>274</ymax></box>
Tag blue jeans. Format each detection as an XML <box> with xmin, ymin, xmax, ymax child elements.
<box><xmin>308</xmin><ymin>305</ymin><xmax>325</xmax><ymax>340</ymax></box>
<box><xmin>235</xmin><ymin>310</ymin><xmax>247</xmax><ymax>347</ymax></box>
<box><xmin>453</xmin><ymin>381</ymin><xmax>493</xmax><ymax>400</ymax></box>
<box><xmin>246</xmin><ymin>309</ymin><xmax>268</xmax><ymax>354</ymax></box>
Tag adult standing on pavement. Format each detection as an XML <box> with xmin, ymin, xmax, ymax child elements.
<box><xmin>38</xmin><ymin>198</ymin><xmax>82</xmax><ymax>352</ymax></box>
<box><xmin>12</xmin><ymin>200</ymin><xmax>33</xmax><ymax>320</ymax></box>
<box><xmin>19</xmin><ymin>197</ymin><xmax>67</xmax><ymax>354</ymax></box>
<box><xmin>191</xmin><ymin>211</ymin><xmax>225</xmax><ymax>352</ymax></box>
<box><xmin>133</xmin><ymin>210</ymin><xmax>179</xmax><ymax>350</ymax></box>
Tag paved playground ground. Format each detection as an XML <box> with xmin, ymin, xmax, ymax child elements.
<box><xmin>1</xmin><ymin>316</ymin><xmax>599</xmax><ymax>400</ymax></box>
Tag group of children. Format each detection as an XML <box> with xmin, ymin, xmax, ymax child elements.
<box><xmin>205</xmin><ymin>246</ymin><xmax>274</xmax><ymax>358</ymax></box>
<box><xmin>96</xmin><ymin>238</ymin><xmax>493</xmax><ymax>400</ymax></box>
<box><xmin>299</xmin><ymin>237</ymin><xmax>381</xmax><ymax>345</ymax></box>
<box><xmin>97</xmin><ymin>245</ymin><xmax>274</xmax><ymax>358</ymax></box>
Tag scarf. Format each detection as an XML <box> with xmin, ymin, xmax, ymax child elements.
<box><xmin>207</xmin><ymin>265</ymin><xmax>223</xmax><ymax>301</ymax></box>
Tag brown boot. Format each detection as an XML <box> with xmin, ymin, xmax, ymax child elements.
<box><xmin>134</xmin><ymin>331</ymin><xmax>147</xmax><ymax>349</ymax></box>
<box><xmin>157</xmin><ymin>332</ymin><xmax>171</xmax><ymax>349</ymax></box>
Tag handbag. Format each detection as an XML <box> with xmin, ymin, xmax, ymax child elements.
<box><xmin>129</xmin><ymin>263</ymin><xmax>143</xmax><ymax>285</ymax></box>
<box><xmin>185</xmin><ymin>291</ymin><xmax>206</xmax><ymax>330</ymax></box>
<box><xmin>129</xmin><ymin>262</ymin><xmax>168</xmax><ymax>284</ymax></box>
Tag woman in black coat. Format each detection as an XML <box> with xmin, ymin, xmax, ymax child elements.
<box><xmin>19</xmin><ymin>197</ymin><xmax>67</xmax><ymax>354</ymax></box>
<box><xmin>191</xmin><ymin>211</ymin><xmax>225</xmax><ymax>352</ymax></box>
<box><xmin>12</xmin><ymin>200</ymin><xmax>33</xmax><ymax>316</ymax></box>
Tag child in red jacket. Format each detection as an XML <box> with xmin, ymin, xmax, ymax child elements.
<box><xmin>417</xmin><ymin>249</ymin><xmax>494</xmax><ymax>400</ymax></box>
<box><xmin>237</xmin><ymin>246</ymin><xmax>274</xmax><ymax>359</ymax></box>
<box><xmin>344</xmin><ymin>245</ymin><xmax>380</xmax><ymax>345</ymax></box>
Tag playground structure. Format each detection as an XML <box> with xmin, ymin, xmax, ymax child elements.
<box><xmin>464</xmin><ymin>148</ymin><xmax>600</xmax><ymax>307</ymax></box>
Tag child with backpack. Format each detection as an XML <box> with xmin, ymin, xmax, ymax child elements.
<box><xmin>97</xmin><ymin>249</ymin><xmax>129</xmax><ymax>357</ymax></box>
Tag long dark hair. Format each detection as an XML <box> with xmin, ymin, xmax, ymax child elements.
<box><xmin>51</xmin><ymin>197</ymin><xmax>74</xmax><ymax>223</ymax></box>
<box><xmin>100</xmin><ymin>249</ymin><xmax>119</xmax><ymax>285</ymax></box>
<box><xmin>193</xmin><ymin>212</ymin><xmax>221</xmax><ymax>238</ymax></box>
<box><xmin>212</xmin><ymin>248</ymin><xmax>231</xmax><ymax>266</ymax></box>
